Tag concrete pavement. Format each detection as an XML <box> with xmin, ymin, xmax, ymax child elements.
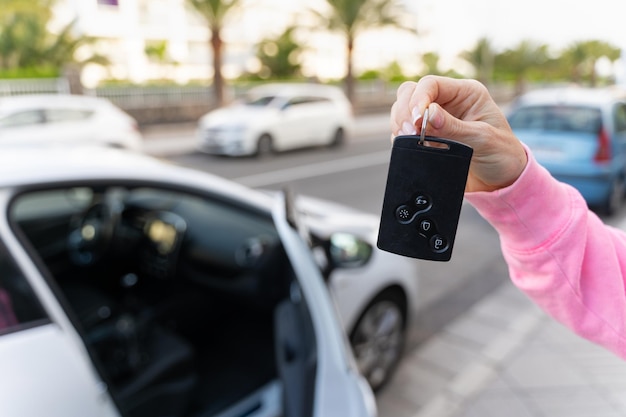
<box><xmin>376</xmin><ymin>279</ymin><xmax>626</xmax><ymax>417</ymax></box>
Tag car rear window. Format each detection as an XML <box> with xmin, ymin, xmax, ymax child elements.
<box><xmin>509</xmin><ymin>105</ymin><xmax>602</xmax><ymax>134</ymax></box>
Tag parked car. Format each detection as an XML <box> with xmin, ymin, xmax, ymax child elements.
<box><xmin>507</xmin><ymin>87</ymin><xmax>626</xmax><ymax>214</ymax></box>
<box><xmin>0</xmin><ymin>147</ymin><xmax>420</xmax><ymax>416</ymax></box>
<box><xmin>0</xmin><ymin>94</ymin><xmax>143</xmax><ymax>151</ymax></box>
<box><xmin>197</xmin><ymin>83</ymin><xmax>354</xmax><ymax>156</ymax></box>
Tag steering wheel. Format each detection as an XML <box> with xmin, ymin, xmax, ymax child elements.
<box><xmin>67</xmin><ymin>201</ymin><xmax>117</xmax><ymax>266</ymax></box>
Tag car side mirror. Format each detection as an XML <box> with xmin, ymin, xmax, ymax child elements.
<box><xmin>328</xmin><ymin>233</ymin><xmax>372</xmax><ymax>268</ymax></box>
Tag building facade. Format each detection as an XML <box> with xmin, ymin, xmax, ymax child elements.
<box><xmin>54</xmin><ymin>0</ymin><xmax>256</xmax><ymax>87</ymax></box>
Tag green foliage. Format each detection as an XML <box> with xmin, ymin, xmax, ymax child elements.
<box><xmin>0</xmin><ymin>67</ymin><xmax>59</xmax><ymax>79</ymax></box>
<box><xmin>313</xmin><ymin>0</ymin><xmax>415</xmax><ymax>102</ymax></box>
<box><xmin>318</xmin><ymin>0</ymin><xmax>415</xmax><ymax>36</ymax></box>
<box><xmin>358</xmin><ymin>69</ymin><xmax>381</xmax><ymax>80</ymax></box>
<box><xmin>421</xmin><ymin>52</ymin><xmax>441</xmax><ymax>76</ymax></box>
<box><xmin>255</xmin><ymin>26</ymin><xmax>304</xmax><ymax>79</ymax></box>
<box><xmin>187</xmin><ymin>0</ymin><xmax>241</xmax><ymax>27</ymax></box>
<box><xmin>358</xmin><ymin>61</ymin><xmax>407</xmax><ymax>82</ymax></box>
<box><xmin>561</xmin><ymin>40</ymin><xmax>621</xmax><ymax>85</ymax></box>
<box><xmin>459</xmin><ymin>37</ymin><xmax>495</xmax><ymax>84</ymax></box>
<box><xmin>0</xmin><ymin>1</ymin><xmax>108</xmax><ymax>77</ymax></box>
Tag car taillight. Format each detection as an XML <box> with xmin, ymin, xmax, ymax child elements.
<box><xmin>594</xmin><ymin>127</ymin><xmax>611</xmax><ymax>163</ymax></box>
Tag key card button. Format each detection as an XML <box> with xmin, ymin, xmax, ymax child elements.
<box><xmin>430</xmin><ymin>234</ymin><xmax>449</xmax><ymax>253</ymax></box>
<box><xmin>395</xmin><ymin>205</ymin><xmax>413</xmax><ymax>224</ymax></box>
<box><xmin>418</xmin><ymin>219</ymin><xmax>434</xmax><ymax>236</ymax></box>
<box><xmin>415</xmin><ymin>195</ymin><xmax>431</xmax><ymax>210</ymax></box>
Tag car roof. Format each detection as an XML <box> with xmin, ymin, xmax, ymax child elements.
<box><xmin>513</xmin><ymin>86</ymin><xmax>626</xmax><ymax>108</ymax></box>
<box><xmin>0</xmin><ymin>94</ymin><xmax>111</xmax><ymax>113</ymax></box>
<box><xmin>0</xmin><ymin>147</ymin><xmax>274</xmax><ymax>210</ymax></box>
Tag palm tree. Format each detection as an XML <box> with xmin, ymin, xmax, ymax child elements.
<box><xmin>495</xmin><ymin>40</ymin><xmax>549</xmax><ymax>96</ymax></box>
<box><xmin>187</xmin><ymin>0</ymin><xmax>242</xmax><ymax>106</ymax></box>
<box><xmin>421</xmin><ymin>52</ymin><xmax>441</xmax><ymax>76</ymax></box>
<box><xmin>460</xmin><ymin>37</ymin><xmax>495</xmax><ymax>86</ymax></box>
<box><xmin>562</xmin><ymin>40</ymin><xmax>621</xmax><ymax>86</ymax></box>
<box><xmin>0</xmin><ymin>8</ymin><xmax>107</xmax><ymax>92</ymax></box>
<box><xmin>313</xmin><ymin>0</ymin><xmax>415</xmax><ymax>104</ymax></box>
<box><xmin>256</xmin><ymin>26</ymin><xmax>306</xmax><ymax>79</ymax></box>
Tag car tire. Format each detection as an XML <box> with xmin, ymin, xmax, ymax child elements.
<box><xmin>256</xmin><ymin>134</ymin><xmax>273</xmax><ymax>157</ymax></box>
<box><xmin>329</xmin><ymin>128</ymin><xmax>345</xmax><ymax>148</ymax></box>
<box><xmin>349</xmin><ymin>288</ymin><xmax>406</xmax><ymax>392</ymax></box>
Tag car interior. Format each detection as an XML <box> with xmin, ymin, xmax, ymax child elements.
<box><xmin>9</xmin><ymin>183</ymin><xmax>317</xmax><ymax>417</ymax></box>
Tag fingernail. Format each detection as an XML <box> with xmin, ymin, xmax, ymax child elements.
<box><xmin>411</xmin><ymin>107</ymin><xmax>421</xmax><ymax>125</ymax></box>
<box><xmin>401</xmin><ymin>121</ymin><xmax>416</xmax><ymax>135</ymax></box>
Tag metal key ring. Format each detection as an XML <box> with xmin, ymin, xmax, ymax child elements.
<box><xmin>419</xmin><ymin>107</ymin><xmax>429</xmax><ymax>146</ymax></box>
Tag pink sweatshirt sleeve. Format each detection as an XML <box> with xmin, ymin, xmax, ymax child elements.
<box><xmin>465</xmin><ymin>147</ymin><xmax>626</xmax><ymax>358</ymax></box>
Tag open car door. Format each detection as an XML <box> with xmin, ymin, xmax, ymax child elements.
<box><xmin>272</xmin><ymin>190</ymin><xmax>377</xmax><ymax>417</ymax></box>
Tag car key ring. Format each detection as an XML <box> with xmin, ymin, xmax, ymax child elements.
<box><xmin>419</xmin><ymin>107</ymin><xmax>429</xmax><ymax>146</ymax></box>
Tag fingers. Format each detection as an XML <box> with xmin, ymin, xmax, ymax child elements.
<box><xmin>391</xmin><ymin>76</ymin><xmax>456</xmax><ymax>137</ymax></box>
<box><xmin>391</xmin><ymin>82</ymin><xmax>418</xmax><ymax>136</ymax></box>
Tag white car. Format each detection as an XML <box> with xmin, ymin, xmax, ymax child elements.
<box><xmin>197</xmin><ymin>83</ymin><xmax>354</xmax><ymax>156</ymax></box>
<box><xmin>0</xmin><ymin>147</ymin><xmax>419</xmax><ymax>417</ymax></box>
<box><xmin>0</xmin><ymin>94</ymin><xmax>143</xmax><ymax>151</ymax></box>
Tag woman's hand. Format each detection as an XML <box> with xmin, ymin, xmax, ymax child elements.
<box><xmin>390</xmin><ymin>75</ymin><xmax>528</xmax><ymax>193</ymax></box>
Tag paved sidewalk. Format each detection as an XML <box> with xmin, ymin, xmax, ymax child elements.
<box><xmin>377</xmin><ymin>279</ymin><xmax>626</xmax><ymax>417</ymax></box>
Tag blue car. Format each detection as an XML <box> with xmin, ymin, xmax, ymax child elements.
<box><xmin>507</xmin><ymin>87</ymin><xmax>626</xmax><ymax>215</ymax></box>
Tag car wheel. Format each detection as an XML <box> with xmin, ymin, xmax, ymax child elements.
<box><xmin>349</xmin><ymin>288</ymin><xmax>406</xmax><ymax>392</ymax></box>
<box><xmin>604</xmin><ymin>177</ymin><xmax>625</xmax><ymax>216</ymax></box>
<box><xmin>256</xmin><ymin>134</ymin><xmax>273</xmax><ymax>157</ymax></box>
<box><xmin>329</xmin><ymin>128</ymin><xmax>345</xmax><ymax>147</ymax></box>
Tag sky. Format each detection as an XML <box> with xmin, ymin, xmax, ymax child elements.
<box><xmin>411</xmin><ymin>0</ymin><xmax>626</xmax><ymax>64</ymax></box>
<box><xmin>242</xmin><ymin>0</ymin><xmax>626</xmax><ymax>79</ymax></box>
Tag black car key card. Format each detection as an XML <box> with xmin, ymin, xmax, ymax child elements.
<box><xmin>377</xmin><ymin>135</ymin><xmax>473</xmax><ymax>261</ymax></box>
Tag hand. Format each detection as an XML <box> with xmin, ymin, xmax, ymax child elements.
<box><xmin>390</xmin><ymin>76</ymin><xmax>528</xmax><ymax>193</ymax></box>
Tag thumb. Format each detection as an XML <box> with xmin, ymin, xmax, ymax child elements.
<box><xmin>425</xmin><ymin>102</ymin><xmax>469</xmax><ymax>142</ymax></box>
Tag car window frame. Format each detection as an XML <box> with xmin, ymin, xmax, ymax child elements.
<box><xmin>0</xmin><ymin>191</ymin><xmax>51</xmax><ymax>337</ymax></box>
<box><xmin>0</xmin><ymin>109</ymin><xmax>46</xmax><ymax>129</ymax></box>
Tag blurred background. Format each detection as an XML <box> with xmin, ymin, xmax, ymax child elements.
<box><xmin>1</xmin><ymin>0</ymin><xmax>625</xmax><ymax>124</ymax></box>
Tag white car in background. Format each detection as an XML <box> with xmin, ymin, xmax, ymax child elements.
<box><xmin>197</xmin><ymin>83</ymin><xmax>354</xmax><ymax>156</ymax></box>
<box><xmin>0</xmin><ymin>94</ymin><xmax>143</xmax><ymax>151</ymax></box>
<box><xmin>0</xmin><ymin>147</ymin><xmax>420</xmax><ymax>416</ymax></box>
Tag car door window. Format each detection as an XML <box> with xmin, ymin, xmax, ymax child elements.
<box><xmin>45</xmin><ymin>108</ymin><xmax>94</xmax><ymax>124</ymax></box>
<box><xmin>0</xmin><ymin>240</ymin><xmax>47</xmax><ymax>335</ymax></box>
<box><xmin>0</xmin><ymin>110</ymin><xmax>45</xmax><ymax>128</ymax></box>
